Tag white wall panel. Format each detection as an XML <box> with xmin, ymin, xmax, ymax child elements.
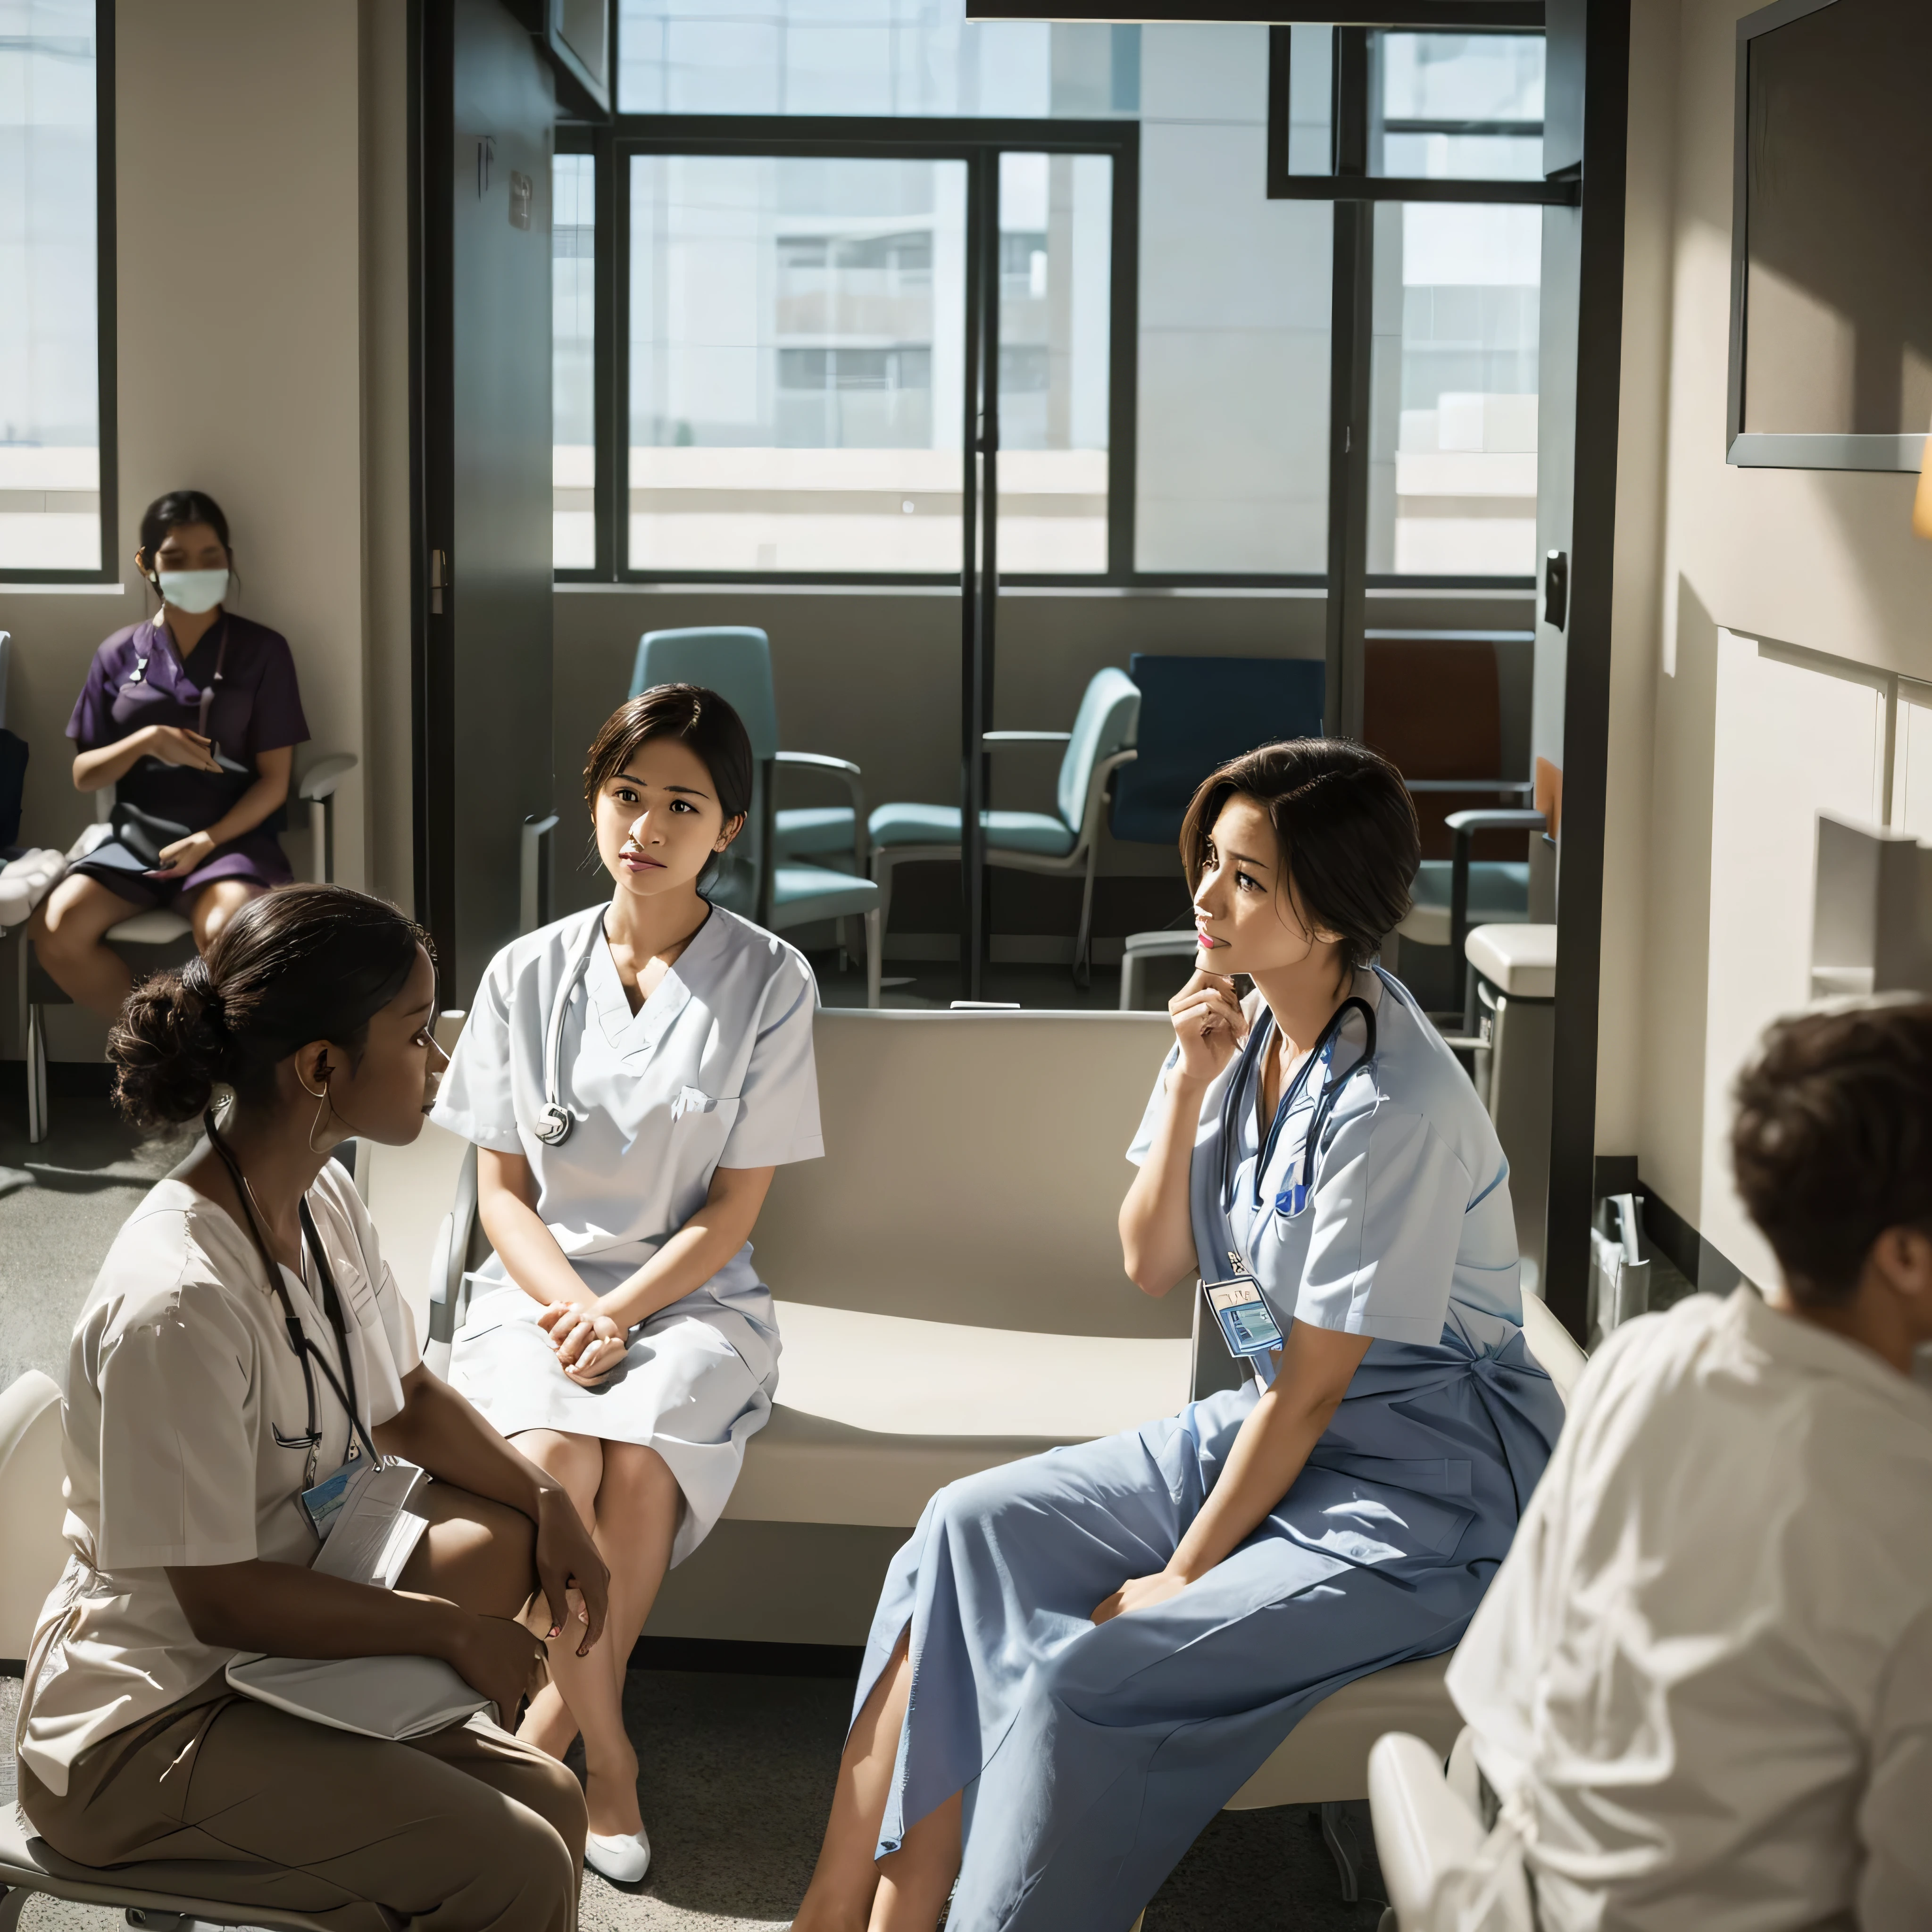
<box><xmin>1700</xmin><ymin>631</ymin><xmax>1886</xmax><ymax>1283</ymax></box>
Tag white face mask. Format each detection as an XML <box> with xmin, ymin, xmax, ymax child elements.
<box><xmin>156</xmin><ymin>568</ymin><xmax>229</xmax><ymax>615</ymax></box>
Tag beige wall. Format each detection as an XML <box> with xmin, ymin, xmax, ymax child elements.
<box><xmin>0</xmin><ymin>1</ymin><xmax>408</xmax><ymax>1058</ymax></box>
<box><xmin>1603</xmin><ymin>0</ymin><xmax>1932</xmax><ymax>1276</ymax></box>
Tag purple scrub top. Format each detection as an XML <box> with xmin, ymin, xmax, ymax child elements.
<box><xmin>67</xmin><ymin>612</ymin><xmax>310</xmax><ymax>905</ymax></box>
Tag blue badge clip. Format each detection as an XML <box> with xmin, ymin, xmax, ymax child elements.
<box><xmin>1274</xmin><ymin>1183</ymin><xmax>1309</xmax><ymax>1219</ymax></box>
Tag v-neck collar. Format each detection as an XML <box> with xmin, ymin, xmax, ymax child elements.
<box><xmin>589</xmin><ymin>901</ymin><xmax>724</xmax><ymax>1055</ymax></box>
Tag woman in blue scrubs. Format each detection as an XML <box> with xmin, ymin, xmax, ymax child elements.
<box><xmin>792</xmin><ymin>738</ymin><xmax>1565</xmax><ymax>1932</ymax></box>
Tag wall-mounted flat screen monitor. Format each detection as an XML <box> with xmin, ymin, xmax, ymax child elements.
<box><xmin>1729</xmin><ymin>0</ymin><xmax>1932</xmax><ymax>471</ymax></box>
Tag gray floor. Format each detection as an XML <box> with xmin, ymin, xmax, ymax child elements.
<box><xmin>0</xmin><ymin>1671</ymin><xmax>1385</xmax><ymax>1932</ymax></box>
<box><xmin>0</xmin><ymin>1081</ymin><xmax>195</xmax><ymax>1392</ymax></box>
<box><xmin>0</xmin><ymin>1069</ymin><xmax>1385</xmax><ymax>1931</ymax></box>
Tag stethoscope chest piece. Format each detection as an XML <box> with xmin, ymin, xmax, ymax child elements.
<box><xmin>534</xmin><ymin>1101</ymin><xmax>574</xmax><ymax>1147</ymax></box>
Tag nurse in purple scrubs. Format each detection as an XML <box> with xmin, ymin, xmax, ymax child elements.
<box><xmin>30</xmin><ymin>490</ymin><xmax>309</xmax><ymax>1017</ymax></box>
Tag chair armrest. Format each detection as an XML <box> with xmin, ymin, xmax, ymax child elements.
<box><xmin>983</xmin><ymin>731</ymin><xmax>1072</xmax><ymax>746</ymax></box>
<box><xmin>774</xmin><ymin>751</ymin><xmax>866</xmax><ymax>869</ymax></box>
<box><xmin>432</xmin><ymin>1145</ymin><xmax>480</xmax><ymax>1339</ymax></box>
<box><xmin>298</xmin><ymin>752</ymin><xmax>358</xmax><ymax>802</ymax></box>
<box><xmin>1406</xmin><ymin>779</ymin><xmax>1535</xmax><ymax>797</ymax></box>
<box><xmin>1444</xmin><ymin>809</ymin><xmax>1547</xmax><ymax>836</ymax></box>
<box><xmin>1443</xmin><ymin>811</ymin><xmax>1546</xmax><ymax>1019</ymax></box>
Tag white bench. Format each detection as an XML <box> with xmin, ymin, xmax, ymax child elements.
<box><xmin>0</xmin><ymin>1006</ymin><xmax>1587</xmax><ymax>1921</ymax></box>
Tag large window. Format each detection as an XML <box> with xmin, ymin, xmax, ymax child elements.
<box><xmin>553</xmin><ymin>150</ymin><xmax>597</xmax><ymax>568</ymax></box>
<box><xmin>1370</xmin><ymin>200</ymin><xmax>1541</xmax><ymax>576</ymax></box>
<box><xmin>0</xmin><ymin>0</ymin><xmax>111</xmax><ymax>580</ymax></box>
<box><xmin>557</xmin><ymin>9</ymin><xmax>1549</xmax><ymax>589</ymax></box>
<box><xmin>1134</xmin><ymin>24</ymin><xmax>1329</xmax><ymax>574</ymax></box>
<box><xmin>616</xmin><ymin>1</ymin><xmax>1135</xmax><ymax>120</ymax></box>
<box><xmin>627</xmin><ymin>153</ymin><xmax>969</xmax><ymax>573</ymax></box>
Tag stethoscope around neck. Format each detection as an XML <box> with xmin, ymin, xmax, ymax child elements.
<box><xmin>534</xmin><ymin>913</ymin><xmax>606</xmax><ymax>1146</ymax></box>
<box><xmin>1219</xmin><ymin>992</ymin><xmax>1379</xmax><ymax>1220</ymax></box>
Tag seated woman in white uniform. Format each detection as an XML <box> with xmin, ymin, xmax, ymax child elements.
<box><xmin>433</xmin><ymin>683</ymin><xmax>823</xmax><ymax>1883</ymax></box>
<box><xmin>16</xmin><ymin>886</ymin><xmax>609</xmax><ymax>1932</ymax></box>
<box><xmin>794</xmin><ymin>738</ymin><xmax>1564</xmax><ymax>1932</ymax></box>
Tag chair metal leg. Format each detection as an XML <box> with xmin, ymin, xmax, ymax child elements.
<box><xmin>1319</xmin><ymin>1800</ymin><xmax>1364</xmax><ymax>1903</ymax></box>
<box><xmin>1118</xmin><ymin>947</ymin><xmax>1139</xmax><ymax>1012</ymax></box>
<box><xmin>864</xmin><ymin>907</ymin><xmax>883</xmax><ymax>1008</ymax></box>
<box><xmin>27</xmin><ymin>997</ymin><xmax>49</xmax><ymax>1144</ymax></box>
<box><xmin>1072</xmin><ymin>843</ymin><xmax>1099</xmax><ymax>990</ymax></box>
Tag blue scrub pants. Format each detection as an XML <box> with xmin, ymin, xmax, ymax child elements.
<box><xmin>858</xmin><ymin>1357</ymin><xmax>1549</xmax><ymax>1932</ymax></box>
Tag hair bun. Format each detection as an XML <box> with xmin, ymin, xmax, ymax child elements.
<box><xmin>109</xmin><ymin>966</ymin><xmax>233</xmax><ymax>1128</ymax></box>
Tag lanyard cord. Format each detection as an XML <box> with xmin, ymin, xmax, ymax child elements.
<box><xmin>194</xmin><ymin>616</ymin><xmax>229</xmax><ymax>745</ymax></box>
<box><xmin>203</xmin><ymin>1110</ymin><xmax>382</xmax><ymax>1480</ymax></box>
<box><xmin>155</xmin><ymin>612</ymin><xmax>230</xmax><ymax>745</ymax></box>
<box><xmin>1220</xmin><ymin>993</ymin><xmax>1379</xmax><ymax>1212</ymax></box>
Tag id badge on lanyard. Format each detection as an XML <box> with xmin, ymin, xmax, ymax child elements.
<box><xmin>298</xmin><ymin>1446</ymin><xmax>371</xmax><ymax>1542</ymax></box>
<box><xmin>1200</xmin><ymin>1253</ymin><xmax>1284</xmax><ymax>1381</ymax></box>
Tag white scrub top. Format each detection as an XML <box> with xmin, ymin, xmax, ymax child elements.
<box><xmin>1447</xmin><ymin>1287</ymin><xmax>1932</xmax><ymax>1932</ymax></box>
<box><xmin>18</xmin><ymin>1161</ymin><xmax>416</xmax><ymax>1797</ymax></box>
<box><xmin>430</xmin><ymin>902</ymin><xmax>822</xmax><ymax>1561</ymax></box>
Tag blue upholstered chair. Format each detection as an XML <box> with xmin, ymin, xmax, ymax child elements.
<box><xmin>631</xmin><ymin>628</ymin><xmax>879</xmax><ymax>986</ymax></box>
<box><xmin>865</xmin><ymin>667</ymin><xmax>1141</xmax><ymax>1005</ymax></box>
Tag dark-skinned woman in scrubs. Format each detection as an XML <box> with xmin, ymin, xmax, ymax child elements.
<box><xmin>30</xmin><ymin>489</ymin><xmax>308</xmax><ymax>1018</ymax></box>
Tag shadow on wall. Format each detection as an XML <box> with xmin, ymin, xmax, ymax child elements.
<box><xmin>1639</xmin><ymin>573</ymin><xmax>1720</xmax><ymax>1236</ymax></box>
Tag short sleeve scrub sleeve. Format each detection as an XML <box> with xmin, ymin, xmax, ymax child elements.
<box><xmin>67</xmin><ymin>613</ymin><xmax>309</xmax><ymax>909</ymax></box>
<box><xmin>434</xmin><ymin>902</ymin><xmax>822</xmax><ymax>1564</ymax></box>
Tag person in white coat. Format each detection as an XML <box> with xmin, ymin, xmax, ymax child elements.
<box><xmin>1446</xmin><ymin>998</ymin><xmax>1932</xmax><ymax>1931</ymax></box>
<box><xmin>432</xmin><ymin>683</ymin><xmax>822</xmax><ymax>1882</ymax></box>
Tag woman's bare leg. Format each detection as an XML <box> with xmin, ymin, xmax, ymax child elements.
<box><xmin>511</xmin><ymin>1429</ymin><xmax>604</xmax><ymax>1761</ymax></box>
<box><xmin>869</xmin><ymin>1792</ymin><xmax>963</xmax><ymax>1932</ymax></box>
<box><xmin>510</xmin><ymin>1432</ymin><xmax>681</xmax><ymax>1838</ymax></box>
<box><xmin>792</xmin><ymin>1629</ymin><xmax>919</xmax><ymax>1932</ymax></box>
<box><xmin>28</xmin><ymin>875</ymin><xmax>136</xmax><ymax>1019</ymax></box>
<box><xmin>189</xmin><ymin>877</ymin><xmax>261</xmax><ymax>951</ymax></box>
<box><xmin>576</xmin><ymin>1441</ymin><xmax>681</xmax><ymax>1836</ymax></box>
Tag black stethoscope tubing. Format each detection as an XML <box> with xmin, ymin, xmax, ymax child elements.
<box><xmin>534</xmin><ymin>912</ymin><xmax>607</xmax><ymax>1147</ymax></box>
<box><xmin>207</xmin><ymin>1119</ymin><xmax>382</xmax><ymax>1485</ymax></box>
<box><xmin>1218</xmin><ymin>992</ymin><xmax>1380</xmax><ymax>1218</ymax></box>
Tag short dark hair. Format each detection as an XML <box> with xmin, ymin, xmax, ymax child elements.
<box><xmin>1731</xmin><ymin>999</ymin><xmax>1932</xmax><ymax>1306</ymax></box>
<box><xmin>1178</xmin><ymin>738</ymin><xmax>1420</xmax><ymax>970</ymax></box>
<box><xmin>137</xmin><ymin>489</ymin><xmax>232</xmax><ymax>565</ymax></box>
<box><xmin>110</xmin><ymin>886</ymin><xmax>430</xmax><ymax>1128</ymax></box>
<box><xmin>582</xmin><ymin>683</ymin><xmax>754</xmax><ymax>828</ymax></box>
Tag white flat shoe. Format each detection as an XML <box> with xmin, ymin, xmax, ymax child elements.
<box><xmin>584</xmin><ymin>1825</ymin><xmax>651</xmax><ymax>1885</ymax></box>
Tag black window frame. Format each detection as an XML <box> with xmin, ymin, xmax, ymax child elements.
<box><xmin>1263</xmin><ymin>21</ymin><xmax>1569</xmax><ymax>725</ymax></box>
<box><xmin>0</xmin><ymin>0</ymin><xmax>119</xmax><ymax>587</ymax></box>
<box><xmin>573</xmin><ymin>114</ymin><xmax>1145</xmax><ymax>590</ymax></box>
<box><xmin>555</xmin><ymin>15</ymin><xmax>1558</xmax><ymax>596</ymax></box>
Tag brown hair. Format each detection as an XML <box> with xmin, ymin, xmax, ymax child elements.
<box><xmin>1731</xmin><ymin>998</ymin><xmax>1932</xmax><ymax>1307</ymax></box>
<box><xmin>1179</xmin><ymin>738</ymin><xmax>1420</xmax><ymax>969</ymax></box>
<box><xmin>583</xmin><ymin>683</ymin><xmax>754</xmax><ymax>828</ymax></box>
<box><xmin>110</xmin><ymin>885</ymin><xmax>430</xmax><ymax>1128</ymax></box>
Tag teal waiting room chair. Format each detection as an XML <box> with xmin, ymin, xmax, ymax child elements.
<box><xmin>631</xmin><ymin>628</ymin><xmax>880</xmax><ymax>985</ymax></box>
<box><xmin>631</xmin><ymin>626</ymin><xmax>866</xmax><ymax>873</ymax></box>
<box><xmin>865</xmin><ymin>666</ymin><xmax>1140</xmax><ymax>1006</ymax></box>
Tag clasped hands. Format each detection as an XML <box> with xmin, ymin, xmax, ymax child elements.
<box><xmin>537</xmin><ymin>1298</ymin><xmax>630</xmax><ymax>1385</ymax></box>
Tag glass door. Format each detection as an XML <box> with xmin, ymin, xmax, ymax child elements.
<box><xmin>960</xmin><ymin>146</ymin><xmax>1116</xmax><ymax>997</ymax></box>
<box><xmin>626</xmin><ymin>153</ymin><xmax>970</xmax><ymax>574</ymax></box>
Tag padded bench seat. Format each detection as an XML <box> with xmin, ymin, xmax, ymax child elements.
<box><xmin>729</xmin><ymin>1301</ymin><xmax>1194</xmax><ymax>1527</ymax></box>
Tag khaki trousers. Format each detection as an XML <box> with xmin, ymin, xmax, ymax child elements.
<box><xmin>19</xmin><ymin>1672</ymin><xmax>587</xmax><ymax>1932</ymax></box>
